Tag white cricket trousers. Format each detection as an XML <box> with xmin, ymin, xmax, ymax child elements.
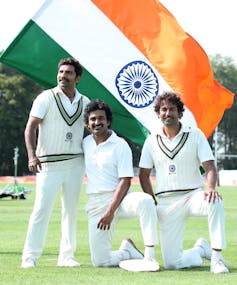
<box><xmin>86</xmin><ymin>191</ymin><xmax>158</xmax><ymax>267</ymax></box>
<box><xmin>22</xmin><ymin>157</ymin><xmax>85</xmax><ymax>262</ymax></box>
<box><xmin>157</xmin><ymin>188</ymin><xmax>226</xmax><ymax>269</ymax></box>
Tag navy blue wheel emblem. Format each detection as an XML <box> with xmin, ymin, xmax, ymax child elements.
<box><xmin>169</xmin><ymin>164</ymin><xmax>176</xmax><ymax>173</ymax></box>
<box><xmin>115</xmin><ymin>61</ymin><xmax>159</xmax><ymax>108</ymax></box>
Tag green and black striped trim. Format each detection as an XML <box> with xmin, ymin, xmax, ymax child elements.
<box><xmin>156</xmin><ymin>132</ymin><xmax>189</xmax><ymax>160</ymax></box>
<box><xmin>51</xmin><ymin>89</ymin><xmax>83</xmax><ymax>126</ymax></box>
<box><xmin>155</xmin><ymin>188</ymin><xmax>197</xmax><ymax>196</ymax></box>
<box><xmin>38</xmin><ymin>153</ymin><xmax>83</xmax><ymax>163</ymax></box>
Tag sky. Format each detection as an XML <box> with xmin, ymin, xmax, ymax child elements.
<box><xmin>0</xmin><ymin>0</ymin><xmax>236</xmax><ymax>63</ymax></box>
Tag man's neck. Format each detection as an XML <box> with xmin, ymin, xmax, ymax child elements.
<box><xmin>61</xmin><ymin>87</ymin><xmax>75</xmax><ymax>102</ymax></box>
<box><xmin>93</xmin><ymin>130</ymin><xmax>112</xmax><ymax>145</ymax></box>
<box><xmin>163</xmin><ymin>123</ymin><xmax>181</xmax><ymax>139</ymax></box>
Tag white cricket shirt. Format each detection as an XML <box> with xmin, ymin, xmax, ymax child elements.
<box><xmin>83</xmin><ymin>131</ymin><xmax>134</xmax><ymax>194</ymax></box>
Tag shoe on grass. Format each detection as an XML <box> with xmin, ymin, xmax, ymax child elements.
<box><xmin>119</xmin><ymin>238</ymin><xmax>144</xmax><ymax>259</ymax></box>
<box><xmin>194</xmin><ymin>238</ymin><xmax>212</xmax><ymax>260</ymax></box>
<box><xmin>57</xmin><ymin>258</ymin><xmax>80</xmax><ymax>267</ymax></box>
<box><xmin>211</xmin><ymin>258</ymin><xmax>229</xmax><ymax>274</ymax></box>
<box><xmin>21</xmin><ymin>258</ymin><xmax>35</xmax><ymax>269</ymax></box>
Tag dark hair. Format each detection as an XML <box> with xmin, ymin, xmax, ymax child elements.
<box><xmin>58</xmin><ymin>58</ymin><xmax>83</xmax><ymax>77</ymax></box>
<box><xmin>84</xmin><ymin>99</ymin><xmax>113</xmax><ymax>127</ymax></box>
<box><xmin>154</xmin><ymin>91</ymin><xmax>185</xmax><ymax>117</ymax></box>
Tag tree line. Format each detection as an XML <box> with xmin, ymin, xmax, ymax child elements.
<box><xmin>0</xmin><ymin>54</ymin><xmax>236</xmax><ymax>176</ymax></box>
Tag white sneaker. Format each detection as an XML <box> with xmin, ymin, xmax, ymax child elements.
<box><xmin>57</xmin><ymin>258</ymin><xmax>80</xmax><ymax>267</ymax></box>
<box><xmin>119</xmin><ymin>238</ymin><xmax>144</xmax><ymax>259</ymax></box>
<box><xmin>211</xmin><ymin>259</ymin><xmax>229</xmax><ymax>274</ymax></box>
<box><xmin>119</xmin><ymin>258</ymin><xmax>160</xmax><ymax>272</ymax></box>
<box><xmin>194</xmin><ymin>238</ymin><xmax>212</xmax><ymax>260</ymax></box>
<box><xmin>21</xmin><ymin>258</ymin><xmax>36</xmax><ymax>269</ymax></box>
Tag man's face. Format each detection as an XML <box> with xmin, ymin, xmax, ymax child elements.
<box><xmin>57</xmin><ymin>64</ymin><xmax>80</xmax><ymax>90</ymax></box>
<box><xmin>158</xmin><ymin>100</ymin><xmax>180</xmax><ymax>126</ymax></box>
<box><xmin>87</xmin><ymin>109</ymin><xmax>110</xmax><ymax>137</ymax></box>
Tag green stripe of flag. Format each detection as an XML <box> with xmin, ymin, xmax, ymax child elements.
<box><xmin>0</xmin><ymin>20</ymin><xmax>149</xmax><ymax>145</ymax></box>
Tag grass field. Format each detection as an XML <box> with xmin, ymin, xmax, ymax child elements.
<box><xmin>0</xmin><ymin>183</ymin><xmax>236</xmax><ymax>285</ymax></box>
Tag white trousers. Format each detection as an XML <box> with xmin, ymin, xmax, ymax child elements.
<box><xmin>22</xmin><ymin>157</ymin><xmax>85</xmax><ymax>262</ymax></box>
<box><xmin>157</xmin><ymin>188</ymin><xmax>226</xmax><ymax>269</ymax></box>
<box><xmin>86</xmin><ymin>191</ymin><xmax>158</xmax><ymax>267</ymax></box>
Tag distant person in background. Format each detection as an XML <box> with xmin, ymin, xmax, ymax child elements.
<box><xmin>83</xmin><ymin>99</ymin><xmax>160</xmax><ymax>272</ymax></box>
<box><xmin>139</xmin><ymin>91</ymin><xmax>229</xmax><ymax>274</ymax></box>
<box><xmin>21</xmin><ymin>58</ymin><xmax>90</xmax><ymax>268</ymax></box>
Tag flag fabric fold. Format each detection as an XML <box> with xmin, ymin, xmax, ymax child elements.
<box><xmin>0</xmin><ymin>0</ymin><xmax>234</xmax><ymax>144</ymax></box>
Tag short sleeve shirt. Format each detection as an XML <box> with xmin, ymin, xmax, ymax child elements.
<box><xmin>83</xmin><ymin>131</ymin><xmax>134</xmax><ymax>194</ymax></box>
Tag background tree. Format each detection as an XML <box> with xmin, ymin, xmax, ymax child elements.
<box><xmin>0</xmin><ymin>64</ymin><xmax>42</xmax><ymax>176</ymax></box>
<box><xmin>210</xmin><ymin>55</ymin><xmax>237</xmax><ymax>169</ymax></box>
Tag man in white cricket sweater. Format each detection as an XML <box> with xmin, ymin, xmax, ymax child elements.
<box><xmin>21</xmin><ymin>58</ymin><xmax>90</xmax><ymax>269</ymax></box>
<box><xmin>139</xmin><ymin>91</ymin><xmax>229</xmax><ymax>274</ymax></box>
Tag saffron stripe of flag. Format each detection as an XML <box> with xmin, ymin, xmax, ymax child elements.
<box><xmin>93</xmin><ymin>0</ymin><xmax>234</xmax><ymax>137</ymax></box>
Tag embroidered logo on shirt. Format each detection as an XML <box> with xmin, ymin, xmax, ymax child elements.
<box><xmin>169</xmin><ymin>164</ymin><xmax>176</xmax><ymax>173</ymax></box>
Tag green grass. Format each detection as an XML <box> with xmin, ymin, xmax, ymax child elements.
<box><xmin>0</xmin><ymin>183</ymin><xmax>236</xmax><ymax>285</ymax></box>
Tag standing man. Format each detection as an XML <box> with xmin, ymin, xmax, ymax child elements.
<box><xmin>83</xmin><ymin>99</ymin><xmax>159</xmax><ymax>272</ymax></box>
<box><xmin>139</xmin><ymin>91</ymin><xmax>229</xmax><ymax>274</ymax></box>
<box><xmin>21</xmin><ymin>58</ymin><xmax>90</xmax><ymax>268</ymax></box>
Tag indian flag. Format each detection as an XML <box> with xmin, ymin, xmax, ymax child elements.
<box><xmin>0</xmin><ymin>0</ymin><xmax>234</xmax><ymax>145</ymax></box>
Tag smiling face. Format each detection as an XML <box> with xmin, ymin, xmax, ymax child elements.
<box><xmin>87</xmin><ymin>109</ymin><xmax>111</xmax><ymax>139</ymax></box>
<box><xmin>57</xmin><ymin>64</ymin><xmax>80</xmax><ymax>91</ymax></box>
<box><xmin>158</xmin><ymin>99</ymin><xmax>181</xmax><ymax>127</ymax></box>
